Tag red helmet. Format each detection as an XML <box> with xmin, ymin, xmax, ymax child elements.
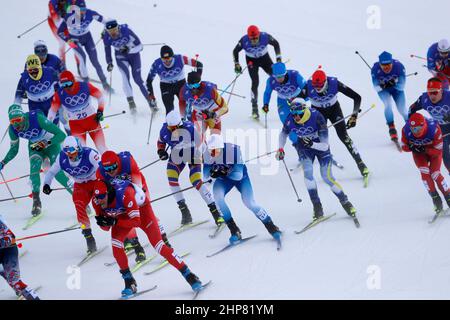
<box><xmin>59</xmin><ymin>70</ymin><xmax>75</xmax><ymax>86</ymax></box>
<box><xmin>409</xmin><ymin>113</ymin><xmax>427</xmax><ymax>137</ymax></box>
<box><xmin>311</xmin><ymin>69</ymin><xmax>327</xmax><ymax>91</ymax></box>
<box><xmin>93</xmin><ymin>180</ymin><xmax>109</xmax><ymax>199</ymax></box>
<box><xmin>247</xmin><ymin>25</ymin><xmax>260</xmax><ymax>39</ymax></box>
<box><xmin>427</xmin><ymin>77</ymin><xmax>443</xmax><ymax>91</ymax></box>
<box><xmin>101</xmin><ymin>151</ymin><xmax>120</xmax><ymax>172</ymax></box>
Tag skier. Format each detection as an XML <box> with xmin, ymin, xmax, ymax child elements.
<box><xmin>409</xmin><ymin>78</ymin><xmax>450</xmax><ymax>173</ymax></box>
<box><xmin>427</xmin><ymin>39</ymin><xmax>449</xmax><ymax>89</ymax></box>
<box><xmin>96</xmin><ymin>150</ymin><xmax>169</xmax><ymax>262</ymax></box>
<box><xmin>48</xmin><ymin>70</ymin><xmax>108</xmax><ymax>154</ymax></box>
<box><xmin>57</xmin><ymin>2</ymin><xmax>112</xmax><ymax>92</ymax></box>
<box><xmin>300</xmin><ymin>68</ymin><xmax>369</xmax><ymax>181</ymax></box>
<box><xmin>203</xmin><ymin>134</ymin><xmax>281</xmax><ymax>243</ymax></box>
<box><xmin>371</xmin><ymin>51</ymin><xmax>408</xmax><ymax>142</ymax></box>
<box><xmin>91</xmin><ymin>179</ymin><xmax>204</xmax><ymax>297</ymax></box>
<box><xmin>146</xmin><ymin>45</ymin><xmax>203</xmax><ymax>114</ymax></box>
<box><xmin>233</xmin><ymin>25</ymin><xmax>282</xmax><ymax>119</ymax></box>
<box><xmin>102</xmin><ymin>19</ymin><xmax>156</xmax><ymax>113</ymax></box>
<box><xmin>401</xmin><ymin>113</ymin><xmax>450</xmax><ymax>214</ymax></box>
<box><xmin>48</xmin><ymin>0</ymin><xmax>71</xmax><ymax>64</ymax></box>
<box><xmin>0</xmin><ymin>104</ymin><xmax>72</xmax><ymax>217</ymax></box>
<box><xmin>15</xmin><ymin>54</ymin><xmax>59</xmax><ymax>119</ymax></box>
<box><xmin>262</xmin><ymin>62</ymin><xmax>306</xmax><ymax>123</ymax></box>
<box><xmin>0</xmin><ymin>215</ymin><xmax>40</xmax><ymax>300</ymax></box>
<box><xmin>157</xmin><ymin>110</ymin><xmax>224</xmax><ymax>226</ymax></box>
<box><xmin>43</xmin><ymin>136</ymin><xmax>99</xmax><ymax>254</ymax></box>
<box><xmin>276</xmin><ymin>98</ymin><xmax>359</xmax><ymax>223</ymax></box>
<box><xmin>179</xmin><ymin>72</ymin><xmax>229</xmax><ymax>138</ymax></box>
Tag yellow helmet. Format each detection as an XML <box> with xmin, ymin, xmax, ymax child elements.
<box><xmin>26</xmin><ymin>54</ymin><xmax>43</xmax><ymax>80</ymax></box>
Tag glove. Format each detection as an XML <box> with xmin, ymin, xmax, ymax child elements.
<box><xmin>276</xmin><ymin>56</ymin><xmax>282</xmax><ymax>63</ymax></box>
<box><xmin>275</xmin><ymin>148</ymin><xmax>285</xmax><ymax>161</ymax></box>
<box><xmin>96</xmin><ymin>110</ymin><xmax>104</xmax><ymax>123</ymax></box>
<box><xmin>436</xmin><ymin>60</ymin><xmax>444</xmax><ymax>71</ymax></box>
<box><xmin>30</xmin><ymin>140</ymin><xmax>49</xmax><ymax>151</ymax></box>
<box><xmin>234</xmin><ymin>63</ymin><xmax>242</xmax><ymax>74</ymax></box>
<box><xmin>387</xmin><ymin>78</ymin><xmax>397</xmax><ymax>87</ymax></box>
<box><xmin>107</xmin><ymin>63</ymin><xmax>114</xmax><ymax>72</ymax></box>
<box><xmin>346</xmin><ymin>114</ymin><xmax>357</xmax><ymax>129</ymax></box>
<box><xmin>148</xmin><ymin>95</ymin><xmax>158</xmax><ymax>111</ymax></box>
<box><xmin>443</xmin><ymin>113</ymin><xmax>450</xmax><ymax>123</ymax></box>
<box><xmin>0</xmin><ymin>161</ymin><xmax>4</xmax><ymax>171</ymax></box>
<box><xmin>43</xmin><ymin>184</ymin><xmax>52</xmax><ymax>195</ymax></box>
<box><xmin>119</xmin><ymin>46</ymin><xmax>129</xmax><ymax>55</ymax></box>
<box><xmin>95</xmin><ymin>215</ymin><xmax>117</xmax><ymax>227</ymax></box>
<box><xmin>300</xmin><ymin>137</ymin><xmax>313</xmax><ymax>148</ymax></box>
<box><xmin>409</xmin><ymin>143</ymin><xmax>425</xmax><ymax>153</ymax></box>
<box><xmin>157</xmin><ymin>149</ymin><xmax>169</xmax><ymax>161</ymax></box>
<box><xmin>210</xmin><ymin>164</ymin><xmax>231</xmax><ymax>178</ymax></box>
<box><xmin>262</xmin><ymin>104</ymin><xmax>269</xmax><ymax>114</ymax></box>
<box><xmin>0</xmin><ymin>236</ymin><xmax>13</xmax><ymax>248</ymax></box>
<box><xmin>67</xmin><ymin>39</ymin><xmax>78</xmax><ymax>49</ymax></box>
<box><xmin>202</xmin><ymin>110</ymin><xmax>216</xmax><ymax>120</ymax></box>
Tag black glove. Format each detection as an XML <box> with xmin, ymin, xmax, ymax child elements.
<box><xmin>300</xmin><ymin>137</ymin><xmax>313</xmax><ymax>148</ymax></box>
<box><xmin>234</xmin><ymin>63</ymin><xmax>242</xmax><ymax>74</ymax></box>
<box><xmin>443</xmin><ymin>113</ymin><xmax>450</xmax><ymax>123</ymax></box>
<box><xmin>210</xmin><ymin>164</ymin><xmax>231</xmax><ymax>178</ymax></box>
<box><xmin>262</xmin><ymin>104</ymin><xmax>269</xmax><ymax>113</ymax></box>
<box><xmin>157</xmin><ymin>149</ymin><xmax>169</xmax><ymax>161</ymax></box>
<box><xmin>30</xmin><ymin>141</ymin><xmax>49</xmax><ymax>151</ymax></box>
<box><xmin>96</xmin><ymin>110</ymin><xmax>104</xmax><ymax>123</ymax></box>
<box><xmin>119</xmin><ymin>46</ymin><xmax>129</xmax><ymax>55</ymax></box>
<box><xmin>202</xmin><ymin>110</ymin><xmax>216</xmax><ymax>120</ymax></box>
<box><xmin>43</xmin><ymin>184</ymin><xmax>52</xmax><ymax>195</ymax></box>
<box><xmin>95</xmin><ymin>215</ymin><xmax>117</xmax><ymax>227</ymax></box>
<box><xmin>346</xmin><ymin>114</ymin><xmax>357</xmax><ymax>129</ymax></box>
<box><xmin>107</xmin><ymin>63</ymin><xmax>114</xmax><ymax>72</ymax></box>
<box><xmin>409</xmin><ymin>143</ymin><xmax>425</xmax><ymax>153</ymax></box>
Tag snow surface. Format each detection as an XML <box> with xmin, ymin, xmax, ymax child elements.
<box><xmin>1</xmin><ymin>0</ymin><xmax>450</xmax><ymax>300</ymax></box>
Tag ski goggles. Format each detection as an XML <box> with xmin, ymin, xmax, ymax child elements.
<box><xmin>103</xmin><ymin>163</ymin><xmax>118</xmax><ymax>172</ymax></box>
<box><xmin>411</xmin><ymin>125</ymin><xmax>424</xmax><ymax>134</ymax></box>
<box><xmin>60</xmin><ymin>80</ymin><xmax>74</xmax><ymax>88</ymax></box>
<box><xmin>94</xmin><ymin>193</ymin><xmax>107</xmax><ymax>200</ymax></box>
<box><xmin>187</xmin><ymin>82</ymin><xmax>201</xmax><ymax>89</ymax></box>
<box><xmin>290</xmin><ymin>108</ymin><xmax>305</xmax><ymax>116</ymax></box>
<box><xmin>9</xmin><ymin>117</ymin><xmax>23</xmax><ymax>125</ymax></box>
<box><xmin>106</xmin><ymin>22</ymin><xmax>118</xmax><ymax>30</ymax></box>
<box><xmin>34</xmin><ymin>46</ymin><xmax>48</xmax><ymax>57</ymax></box>
<box><xmin>63</xmin><ymin>146</ymin><xmax>78</xmax><ymax>154</ymax></box>
<box><xmin>427</xmin><ymin>89</ymin><xmax>442</xmax><ymax>96</ymax></box>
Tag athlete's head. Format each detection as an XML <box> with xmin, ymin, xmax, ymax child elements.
<box><xmin>62</xmin><ymin>136</ymin><xmax>82</xmax><ymax>162</ymax></box>
<box><xmin>289</xmin><ymin>98</ymin><xmax>311</xmax><ymax>125</ymax></box>
<box><xmin>247</xmin><ymin>25</ymin><xmax>260</xmax><ymax>45</ymax></box>
<box><xmin>59</xmin><ymin>70</ymin><xmax>77</xmax><ymax>92</ymax></box>
<box><xmin>93</xmin><ymin>180</ymin><xmax>114</xmax><ymax>209</ymax></box>
<box><xmin>160</xmin><ymin>45</ymin><xmax>174</xmax><ymax>68</ymax></box>
<box><xmin>427</xmin><ymin>77</ymin><xmax>444</xmax><ymax>104</ymax></box>
<box><xmin>105</xmin><ymin>19</ymin><xmax>119</xmax><ymax>39</ymax></box>
<box><xmin>311</xmin><ymin>68</ymin><xmax>327</xmax><ymax>93</ymax></box>
<box><xmin>33</xmin><ymin>40</ymin><xmax>48</xmax><ymax>63</ymax></box>
<box><xmin>206</xmin><ymin>133</ymin><xmax>224</xmax><ymax>158</ymax></box>
<box><xmin>437</xmin><ymin>39</ymin><xmax>450</xmax><ymax>59</ymax></box>
<box><xmin>166</xmin><ymin>110</ymin><xmax>183</xmax><ymax>131</ymax></box>
<box><xmin>101</xmin><ymin>151</ymin><xmax>120</xmax><ymax>177</ymax></box>
<box><xmin>8</xmin><ymin>104</ymin><xmax>26</xmax><ymax>131</ymax></box>
<box><xmin>272</xmin><ymin>62</ymin><xmax>286</xmax><ymax>84</ymax></box>
<box><xmin>187</xmin><ymin>71</ymin><xmax>202</xmax><ymax>94</ymax></box>
<box><xmin>409</xmin><ymin>113</ymin><xmax>427</xmax><ymax>138</ymax></box>
<box><xmin>26</xmin><ymin>54</ymin><xmax>42</xmax><ymax>81</ymax></box>
<box><xmin>378</xmin><ymin>51</ymin><xmax>393</xmax><ymax>73</ymax></box>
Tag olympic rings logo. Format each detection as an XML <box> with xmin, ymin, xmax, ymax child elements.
<box><xmin>65</xmin><ymin>165</ymin><xmax>91</xmax><ymax>176</ymax></box>
<box><xmin>18</xmin><ymin>128</ymin><xmax>41</xmax><ymax>140</ymax></box>
<box><xmin>29</xmin><ymin>81</ymin><xmax>51</xmax><ymax>94</ymax></box>
<box><xmin>64</xmin><ymin>93</ymin><xmax>88</xmax><ymax>107</ymax></box>
<box><xmin>160</xmin><ymin>68</ymin><xmax>182</xmax><ymax>78</ymax></box>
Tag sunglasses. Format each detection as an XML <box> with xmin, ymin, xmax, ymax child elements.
<box><xmin>34</xmin><ymin>47</ymin><xmax>48</xmax><ymax>56</ymax></box>
<box><xmin>291</xmin><ymin>109</ymin><xmax>305</xmax><ymax>116</ymax></box>
<box><xmin>103</xmin><ymin>163</ymin><xmax>118</xmax><ymax>172</ymax></box>
<box><xmin>94</xmin><ymin>193</ymin><xmax>107</xmax><ymax>200</ymax></box>
<box><xmin>187</xmin><ymin>82</ymin><xmax>201</xmax><ymax>89</ymax></box>
<box><xmin>60</xmin><ymin>80</ymin><xmax>74</xmax><ymax>88</ymax></box>
<box><xmin>106</xmin><ymin>23</ymin><xmax>118</xmax><ymax>30</ymax></box>
<box><xmin>10</xmin><ymin>117</ymin><xmax>23</xmax><ymax>125</ymax></box>
<box><xmin>428</xmin><ymin>89</ymin><xmax>442</xmax><ymax>96</ymax></box>
<box><xmin>63</xmin><ymin>146</ymin><xmax>78</xmax><ymax>154</ymax></box>
<box><xmin>274</xmin><ymin>74</ymin><xmax>286</xmax><ymax>79</ymax></box>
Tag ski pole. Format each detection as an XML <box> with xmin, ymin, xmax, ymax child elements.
<box><xmin>140</xmin><ymin>158</ymin><xmax>161</xmax><ymax>171</ymax></box>
<box><xmin>327</xmin><ymin>104</ymin><xmax>376</xmax><ymax>129</ymax></box>
<box><xmin>245</xmin><ymin>150</ymin><xmax>277</xmax><ymax>163</ymax></box>
<box><xmin>17</xmin><ymin>17</ymin><xmax>47</xmax><ymax>38</ymax></box>
<box><xmin>281</xmin><ymin>159</ymin><xmax>302</xmax><ymax>203</ymax></box>
<box><xmin>355</xmin><ymin>51</ymin><xmax>371</xmax><ymax>69</ymax></box>
<box><xmin>0</xmin><ymin>169</ymin><xmax>44</xmax><ymax>185</ymax></box>
<box><xmin>15</xmin><ymin>226</ymin><xmax>81</xmax><ymax>243</ymax></box>
<box><xmin>0</xmin><ymin>172</ymin><xmax>17</xmax><ymax>203</ymax></box>
<box><xmin>146</xmin><ymin>111</ymin><xmax>156</xmax><ymax>145</ymax></box>
<box><xmin>143</xmin><ymin>43</ymin><xmax>166</xmax><ymax>46</ymax></box>
<box><xmin>150</xmin><ymin>179</ymin><xmax>213</xmax><ymax>204</ymax></box>
<box><xmin>220</xmin><ymin>89</ymin><xmax>245</xmax><ymax>99</ymax></box>
<box><xmin>0</xmin><ymin>193</ymin><xmax>33</xmax><ymax>203</ymax></box>
<box><xmin>104</xmin><ymin>110</ymin><xmax>126</xmax><ymax>119</ymax></box>
<box><xmin>219</xmin><ymin>61</ymin><xmax>252</xmax><ymax>96</ymax></box>
<box><xmin>406</xmin><ymin>72</ymin><xmax>418</xmax><ymax>77</ymax></box>
<box><xmin>73</xmin><ymin>124</ymin><xmax>110</xmax><ymax>137</ymax></box>
<box><xmin>410</xmin><ymin>54</ymin><xmax>427</xmax><ymax>61</ymax></box>
<box><xmin>1</xmin><ymin>127</ymin><xmax>8</xmax><ymax>144</ymax></box>
<box><xmin>108</xmin><ymin>71</ymin><xmax>113</xmax><ymax>107</ymax></box>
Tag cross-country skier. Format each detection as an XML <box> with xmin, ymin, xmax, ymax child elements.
<box><xmin>401</xmin><ymin>113</ymin><xmax>450</xmax><ymax>214</ymax></box>
<box><xmin>0</xmin><ymin>104</ymin><xmax>72</xmax><ymax>217</ymax></box>
<box><xmin>57</xmin><ymin>2</ymin><xmax>112</xmax><ymax>92</ymax></box>
<box><xmin>48</xmin><ymin>70</ymin><xmax>107</xmax><ymax>154</ymax></box>
<box><xmin>96</xmin><ymin>150</ymin><xmax>169</xmax><ymax>262</ymax></box>
<box><xmin>157</xmin><ymin>110</ymin><xmax>224</xmax><ymax>226</ymax></box>
<box><xmin>233</xmin><ymin>25</ymin><xmax>282</xmax><ymax>119</ymax></box>
<box><xmin>262</xmin><ymin>62</ymin><xmax>306</xmax><ymax>123</ymax></box>
<box><xmin>371</xmin><ymin>51</ymin><xmax>408</xmax><ymax>143</ymax></box>
<box><xmin>102</xmin><ymin>19</ymin><xmax>156</xmax><ymax>113</ymax></box>
<box><xmin>276</xmin><ymin>98</ymin><xmax>359</xmax><ymax>223</ymax></box>
<box><xmin>0</xmin><ymin>215</ymin><xmax>40</xmax><ymax>300</ymax></box>
<box><xmin>300</xmin><ymin>68</ymin><xmax>369</xmax><ymax>181</ymax></box>
<box><xmin>146</xmin><ymin>45</ymin><xmax>203</xmax><ymax>114</ymax></box>
<box><xmin>43</xmin><ymin>136</ymin><xmax>99</xmax><ymax>254</ymax></box>
<box><xmin>91</xmin><ymin>179</ymin><xmax>204</xmax><ymax>298</ymax></box>
<box><xmin>427</xmin><ymin>39</ymin><xmax>449</xmax><ymax>89</ymax></box>
<box><xmin>409</xmin><ymin>78</ymin><xmax>450</xmax><ymax>173</ymax></box>
<box><xmin>203</xmin><ymin>134</ymin><xmax>281</xmax><ymax>244</ymax></box>
<box><xmin>48</xmin><ymin>0</ymin><xmax>71</xmax><ymax>64</ymax></box>
<box><xmin>179</xmin><ymin>72</ymin><xmax>229</xmax><ymax>138</ymax></box>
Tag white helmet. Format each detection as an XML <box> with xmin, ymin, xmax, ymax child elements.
<box><xmin>166</xmin><ymin>110</ymin><xmax>182</xmax><ymax>127</ymax></box>
<box><xmin>33</xmin><ymin>40</ymin><xmax>47</xmax><ymax>49</ymax></box>
<box><xmin>206</xmin><ymin>134</ymin><xmax>224</xmax><ymax>150</ymax></box>
<box><xmin>289</xmin><ymin>97</ymin><xmax>311</xmax><ymax>109</ymax></box>
<box><xmin>438</xmin><ymin>39</ymin><xmax>450</xmax><ymax>53</ymax></box>
<box><xmin>62</xmin><ymin>136</ymin><xmax>82</xmax><ymax>159</ymax></box>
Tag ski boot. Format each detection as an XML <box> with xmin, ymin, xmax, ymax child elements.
<box><xmin>180</xmin><ymin>265</ymin><xmax>202</xmax><ymax>291</ymax></box>
<box><xmin>444</xmin><ymin>193</ymin><xmax>450</xmax><ymax>210</ymax></box>
<box><xmin>208</xmin><ymin>203</ymin><xmax>224</xmax><ymax>226</ymax></box>
<box><xmin>341</xmin><ymin>200</ymin><xmax>357</xmax><ymax>218</ymax></box>
<box><xmin>127</xmin><ymin>96</ymin><xmax>137</xmax><ymax>114</ymax></box>
<box><xmin>226</xmin><ymin>218</ymin><xmax>242</xmax><ymax>244</ymax></box>
<box><xmin>15</xmin><ymin>282</ymin><xmax>40</xmax><ymax>300</ymax></box>
<box><xmin>178</xmin><ymin>200</ymin><xmax>193</xmax><ymax>225</ymax></box>
<box><xmin>162</xmin><ymin>232</ymin><xmax>172</xmax><ymax>248</ymax></box>
<box><xmin>388</xmin><ymin>122</ymin><xmax>398</xmax><ymax>141</ymax></box>
<box><xmin>120</xmin><ymin>268</ymin><xmax>137</xmax><ymax>297</ymax></box>
<box><xmin>130</xmin><ymin>238</ymin><xmax>146</xmax><ymax>263</ymax></box>
<box><xmin>251</xmin><ymin>98</ymin><xmax>259</xmax><ymax>120</ymax></box>
<box><xmin>263</xmin><ymin>219</ymin><xmax>281</xmax><ymax>240</ymax></box>
<box><xmin>82</xmin><ymin>228</ymin><xmax>97</xmax><ymax>254</ymax></box>
<box><xmin>313</xmin><ymin>202</ymin><xmax>324</xmax><ymax>220</ymax></box>
<box><xmin>357</xmin><ymin>161</ymin><xmax>370</xmax><ymax>178</ymax></box>
<box><xmin>31</xmin><ymin>192</ymin><xmax>42</xmax><ymax>217</ymax></box>
<box><xmin>431</xmin><ymin>192</ymin><xmax>443</xmax><ymax>213</ymax></box>
<box><xmin>124</xmin><ymin>238</ymin><xmax>134</xmax><ymax>253</ymax></box>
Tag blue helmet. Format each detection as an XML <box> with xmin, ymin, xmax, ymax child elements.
<box><xmin>378</xmin><ymin>51</ymin><xmax>393</xmax><ymax>65</ymax></box>
<box><xmin>272</xmin><ymin>62</ymin><xmax>286</xmax><ymax>77</ymax></box>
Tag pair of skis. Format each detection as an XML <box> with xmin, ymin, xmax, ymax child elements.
<box><xmin>428</xmin><ymin>208</ymin><xmax>450</xmax><ymax>224</ymax></box>
<box><xmin>295</xmin><ymin>212</ymin><xmax>360</xmax><ymax>234</ymax></box>
<box><xmin>118</xmin><ymin>281</ymin><xmax>212</xmax><ymax>300</ymax></box>
<box><xmin>22</xmin><ymin>211</ymin><xmax>45</xmax><ymax>230</ymax></box>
